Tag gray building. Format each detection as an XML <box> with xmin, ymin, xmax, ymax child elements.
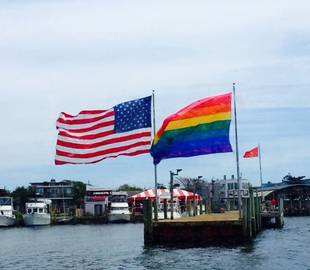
<box><xmin>30</xmin><ymin>179</ymin><xmax>76</xmax><ymax>214</ymax></box>
<box><xmin>207</xmin><ymin>175</ymin><xmax>249</xmax><ymax>211</ymax></box>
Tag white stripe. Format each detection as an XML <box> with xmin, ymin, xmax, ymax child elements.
<box><xmin>58</xmin><ymin>128</ymin><xmax>151</xmax><ymax>144</ymax></box>
<box><xmin>55</xmin><ymin>145</ymin><xmax>149</xmax><ymax>163</ymax></box>
<box><xmin>58</xmin><ymin>125</ymin><xmax>114</xmax><ymax>136</ymax></box>
<box><xmin>56</xmin><ymin>115</ymin><xmax>115</xmax><ymax>130</ymax></box>
<box><xmin>56</xmin><ymin>137</ymin><xmax>151</xmax><ymax>154</ymax></box>
<box><xmin>59</xmin><ymin>109</ymin><xmax>113</xmax><ymax>121</ymax></box>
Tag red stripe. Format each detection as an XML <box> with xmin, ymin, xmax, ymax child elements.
<box><xmin>61</xmin><ymin>110</ymin><xmax>107</xmax><ymax>118</ymax></box>
<box><xmin>57</xmin><ymin>111</ymin><xmax>114</xmax><ymax>125</ymax></box>
<box><xmin>55</xmin><ymin>149</ymin><xmax>149</xmax><ymax>165</ymax></box>
<box><xmin>56</xmin><ymin>141</ymin><xmax>151</xmax><ymax>159</ymax></box>
<box><xmin>63</xmin><ymin>120</ymin><xmax>115</xmax><ymax>133</ymax></box>
<box><xmin>57</xmin><ymin>132</ymin><xmax>151</xmax><ymax>149</ymax></box>
<box><xmin>58</xmin><ymin>130</ymin><xmax>115</xmax><ymax>140</ymax></box>
<box><xmin>155</xmin><ymin>93</ymin><xmax>231</xmax><ymax>140</ymax></box>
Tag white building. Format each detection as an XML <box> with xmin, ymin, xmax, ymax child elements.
<box><xmin>84</xmin><ymin>186</ymin><xmax>112</xmax><ymax>216</ymax></box>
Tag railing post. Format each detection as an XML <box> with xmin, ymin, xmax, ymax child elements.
<box><xmin>242</xmin><ymin>197</ymin><xmax>248</xmax><ymax>238</ymax></box>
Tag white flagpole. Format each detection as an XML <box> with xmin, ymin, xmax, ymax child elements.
<box><xmin>152</xmin><ymin>90</ymin><xmax>158</xmax><ymax>221</ymax></box>
<box><xmin>258</xmin><ymin>144</ymin><xmax>263</xmax><ymax>201</ymax></box>
<box><xmin>233</xmin><ymin>83</ymin><xmax>242</xmax><ymax>218</ymax></box>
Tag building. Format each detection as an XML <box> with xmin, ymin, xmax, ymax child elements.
<box><xmin>208</xmin><ymin>175</ymin><xmax>249</xmax><ymax>211</ymax></box>
<box><xmin>30</xmin><ymin>179</ymin><xmax>75</xmax><ymax>214</ymax></box>
<box><xmin>84</xmin><ymin>186</ymin><xmax>112</xmax><ymax>216</ymax></box>
<box><xmin>259</xmin><ymin>174</ymin><xmax>310</xmax><ymax>216</ymax></box>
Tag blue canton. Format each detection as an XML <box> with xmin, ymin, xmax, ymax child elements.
<box><xmin>114</xmin><ymin>96</ymin><xmax>152</xmax><ymax>133</ymax></box>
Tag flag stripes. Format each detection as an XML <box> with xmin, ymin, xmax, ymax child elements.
<box><xmin>55</xmin><ymin>98</ymin><xmax>152</xmax><ymax>165</ymax></box>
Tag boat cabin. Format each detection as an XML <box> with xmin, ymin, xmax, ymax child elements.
<box><xmin>25</xmin><ymin>202</ymin><xmax>50</xmax><ymax>215</ymax></box>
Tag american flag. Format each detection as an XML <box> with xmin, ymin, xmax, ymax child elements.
<box><xmin>55</xmin><ymin>96</ymin><xmax>152</xmax><ymax>165</ymax></box>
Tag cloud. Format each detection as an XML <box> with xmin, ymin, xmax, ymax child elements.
<box><xmin>0</xmin><ymin>0</ymin><xmax>310</xmax><ymax>189</ymax></box>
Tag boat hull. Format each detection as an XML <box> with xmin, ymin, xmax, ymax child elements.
<box><xmin>23</xmin><ymin>213</ymin><xmax>51</xmax><ymax>226</ymax></box>
<box><xmin>0</xmin><ymin>216</ymin><xmax>15</xmax><ymax>227</ymax></box>
<box><xmin>108</xmin><ymin>213</ymin><xmax>131</xmax><ymax>223</ymax></box>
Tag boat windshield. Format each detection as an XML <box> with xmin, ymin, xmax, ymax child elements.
<box><xmin>111</xmin><ymin>207</ymin><xmax>128</xmax><ymax>210</ymax></box>
<box><xmin>0</xmin><ymin>198</ymin><xmax>12</xmax><ymax>206</ymax></box>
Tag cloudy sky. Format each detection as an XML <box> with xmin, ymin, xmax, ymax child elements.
<box><xmin>1</xmin><ymin>1</ymin><xmax>309</xmax><ymax>190</ymax></box>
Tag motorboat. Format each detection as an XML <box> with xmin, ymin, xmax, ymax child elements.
<box><xmin>0</xmin><ymin>197</ymin><xmax>16</xmax><ymax>227</ymax></box>
<box><xmin>108</xmin><ymin>202</ymin><xmax>131</xmax><ymax>223</ymax></box>
<box><xmin>23</xmin><ymin>199</ymin><xmax>51</xmax><ymax>226</ymax></box>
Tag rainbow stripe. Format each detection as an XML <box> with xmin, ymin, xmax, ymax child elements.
<box><xmin>151</xmin><ymin>93</ymin><xmax>233</xmax><ymax>165</ymax></box>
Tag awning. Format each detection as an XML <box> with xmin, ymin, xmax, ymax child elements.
<box><xmin>129</xmin><ymin>188</ymin><xmax>202</xmax><ymax>202</ymax></box>
<box><xmin>254</xmin><ymin>190</ymin><xmax>273</xmax><ymax>197</ymax></box>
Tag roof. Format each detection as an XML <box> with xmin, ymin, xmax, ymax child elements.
<box><xmin>86</xmin><ymin>185</ymin><xmax>112</xmax><ymax>192</ymax></box>
<box><xmin>129</xmin><ymin>188</ymin><xmax>202</xmax><ymax>201</ymax></box>
<box><xmin>261</xmin><ymin>183</ymin><xmax>310</xmax><ymax>192</ymax></box>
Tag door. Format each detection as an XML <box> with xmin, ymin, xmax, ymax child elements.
<box><xmin>94</xmin><ymin>204</ymin><xmax>103</xmax><ymax>216</ymax></box>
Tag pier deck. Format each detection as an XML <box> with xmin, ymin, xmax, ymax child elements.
<box><xmin>157</xmin><ymin>211</ymin><xmax>240</xmax><ymax>224</ymax></box>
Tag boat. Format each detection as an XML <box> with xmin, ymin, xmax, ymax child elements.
<box><xmin>23</xmin><ymin>199</ymin><xmax>51</xmax><ymax>226</ymax></box>
<box><xmin>108</xmin><ymin>202</ymin><xmax>131</xmax><ymax>222</ymax></box>
<box><xmin>0</xmin><ymin>197</ymin><xmax>16</xmax><ymax>227</ymax></box>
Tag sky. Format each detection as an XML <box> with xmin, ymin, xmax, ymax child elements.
<box><xmin>0</xmin><ymin>0</ymin><xmax>309</xmax><ymax>191</ymax></box>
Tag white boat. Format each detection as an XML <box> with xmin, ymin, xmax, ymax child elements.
<box><xmin>23</xmin><ymin>199</ymin><xmax>51</xmax><ymax>226</ymax></box>
<box><xmin>108</xmin><ymin>202</ymin><xmax>131</xmax><ymax>223</ymax></box>
<box><xmin>0</xmin><ymin>197</ymin><xmax>16</xmax><ymax>227</ymax></box>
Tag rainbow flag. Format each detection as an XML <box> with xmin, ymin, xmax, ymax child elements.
<box><xmin>151</xmin><ymin>93</ymin><xmax>233</xmax><ymax>165</ymax></box>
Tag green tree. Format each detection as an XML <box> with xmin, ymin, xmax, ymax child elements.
<box><xmin>72</xmin><ymin>181</ymin><xmax>86</xmax><ymax>208</ymax></box>
<box><xmin>11</xmin><ymin>186</ymin><xmax>35</xmax><ymax>212</ymax></box>
<box><xmin>0</xmin><ymin>188</ymin><xmax>10</xmax><ymax>197</ymax></box>
<box><xmin>117</xmin><ymin>184</ymin><xmax>143</xmax><ymax>192</ymax></box>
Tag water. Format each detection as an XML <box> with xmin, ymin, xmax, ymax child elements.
<box><xmin>0</xmin><ymin>217</ymin><xmax>309</xmax><ymax>270</ymax></box>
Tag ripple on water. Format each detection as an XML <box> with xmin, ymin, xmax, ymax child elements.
<box><xmin>0</xmin><ymin>218</ymin><xmax>310</xmax><ymax>270</ymax></box>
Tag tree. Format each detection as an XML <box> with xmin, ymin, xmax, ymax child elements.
<box><xmin>0</xmin><ymin>188</ymin><xmax>10</xmax><ymax>197</ymax></box>
<box><xmin>72</xmin><ymin>181</ymin><xmax>86</xmax><ymax>208</ymax></box>
<box><xmin>11</xmin><ymin>186</ymin><xmax>36</xmax><ymax>212</ymax></box>
<box><xmin>117</xmin><ymin>184</ymin><xmax>143</xmax><ymax>192</ymax></box>
<box><xmin>176</xmin><ymin>176</ymin><xmax>207</xmax><ymax>194</ymax></box>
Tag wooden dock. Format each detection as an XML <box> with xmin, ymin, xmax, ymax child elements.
<box><xmin>143</xmin><ymin>189</ymin><xmax>284</xmax><ymax>246</ymax></box>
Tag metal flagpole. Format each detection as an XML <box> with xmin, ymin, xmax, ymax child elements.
<box><xmin>152</xmin><ymin>90</ymin><xmax>158</xmax><ymax>221</ymax></box>
<box><xmin>233</xmin><ymin>83</ymin><xmax>242</xmax><ymax>218</ymax></box>
<box><xmin>258</xmin><ymin>144</ymin><xmax>263</xmax><ymax>201</ymax></box>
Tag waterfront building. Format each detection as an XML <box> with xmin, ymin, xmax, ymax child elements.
<box><xmin>259</xmin><ymin>174</ymin><xmax>310</xmax><ymax>216</ymax></box>
<box><xmin>84</xmin><ymin>186</ymin><xmax>112</xmax><ymax>216</ymax></box>
<box><xmin>30</xmin><ymin>179</ymin><xmax>75</xmax><ymax>214</ymax></box>
<box><xmin>207</xmin><ymin>175</ymin><xmax>249</xmax><ymax>211</ymax></box>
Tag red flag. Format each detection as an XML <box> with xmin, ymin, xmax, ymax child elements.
<box><xmin>243</xmin><ymin>146</ymin><xmax>259</xmax><ymax>158</ymax></box>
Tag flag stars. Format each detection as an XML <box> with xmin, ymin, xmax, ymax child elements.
<box><xmin>114</xmin><ymin>96</ymin><xmax>152</xmax><ymax>133</ymax></box>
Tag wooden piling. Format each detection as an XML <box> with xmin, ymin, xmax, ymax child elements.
<box><xmin>143</xmin><ymin>199</ymin><xmax>153</xmax><ymax>244</ymax></box>
<box><xmin>163</xmin><ymin>199</ymin><xmax>168</xmax><ymax>219</ymax></box>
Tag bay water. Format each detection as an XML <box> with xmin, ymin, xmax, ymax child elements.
<box><xmin>0</xmin><ymin>217</ymin><xmax>309</xmax><ymax>270</ymax></box>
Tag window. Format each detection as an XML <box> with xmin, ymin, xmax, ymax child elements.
<box><xmin>39</xmin><ymin>208</ymin><xmax>43</xmax><ymax>213</ymax></box>
<box><xmin>33</xmin><ymin>208</ymin><xmax>38</xmax><ymax>213</ymax></box>
<box><xmin>27</xmin><ymin>209</ymin><xmax>32</xmax><ymax>214</ymax></box>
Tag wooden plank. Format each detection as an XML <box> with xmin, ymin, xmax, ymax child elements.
<box><xmin>157</xmin><ymin>211</ymin><xmax>240</xmax><ymax>223</ymax></box>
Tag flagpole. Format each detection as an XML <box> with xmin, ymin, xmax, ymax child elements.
<box><xmin>258</xmin><ymin>144</ymin><xmax>263</xmax><ymax>201</ymax></box>
<box><xmin>233</xmin><ymin>83</ymin><xmax>242</xmax><ymax>218</ymax></box>
<box><xmin>152</xmin><ymin>90</ymin><xmax>158</xmax><ymax>221</ymax></box>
